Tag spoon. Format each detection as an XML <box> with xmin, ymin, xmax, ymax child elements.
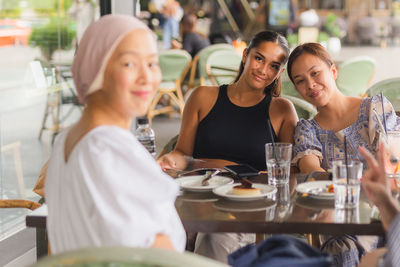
<box><xmin>201</xmin><ymin>170</ymin><xmax>221</xmax><ymax>186</ymax></box>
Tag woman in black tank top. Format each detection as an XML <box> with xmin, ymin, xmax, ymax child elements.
<box><xmin>158</xmin><ymin>30</ymin><xmax>298</xmax><ymax>172</ymax></box>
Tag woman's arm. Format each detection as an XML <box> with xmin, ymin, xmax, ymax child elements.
<box><xmin>271</xmin><ymin>97</ymin><xmax>298</xmax><ymax>144</ymax></box>
<box><xmin>157</xmin><ymin>86</ymin><xmax>218</xmax><ymax>169</ymax></box>
<box><xmin>151</xmin><ymin>234</ymin><xmax>175</xmax><ymax>250</ymax></box>
<box><xmin>298</xmin><ymin>155</ymin><xmax>325</xmax><ymax>173</ymax></box>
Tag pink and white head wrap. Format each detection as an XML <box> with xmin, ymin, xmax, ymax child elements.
<box><xmin>72</xmin><ymin>14</ymin><xmax>151</xmax><ymax>104</ymax></box>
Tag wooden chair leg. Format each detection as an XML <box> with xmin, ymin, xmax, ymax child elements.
<box><xmin>39</xmin><ymin>95</ymin><xmax>51</xmax><ymax>140</ymax></box>
<box><xmin>255</xmin><ymin>233</ymin><xmax>265</xmax><ymax>244</ymax></box>
<box><xmin>147</xmin><ymin>91</ymin><xmax>163</xmax><ymax>124</ymax></box>
<box><xmin>307</xmin><ymin>234</ymin><xmax>321</xmax><ymax>249</ymax></box>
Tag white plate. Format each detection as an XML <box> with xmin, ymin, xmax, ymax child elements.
<box><xmin>213</xmin><ymin>199</ymin><xmax>276</xmax><ymax>212</ymax></box>
<box><xmin>296</xmin><ymin>181</ymin><xmax>334</xmax><ymax>199</ymax></box>
<box><xmin>212</xmin><ymin>183</ymin><xmax>277</xmax><ymax>201</ymax></box>
<box><xmin>178</xmin><ymin>191</ymin><xmax>219</xmax><ymax>202</ymax></box>
<box><xmin>176</xmin><ymin>175</ymin><xmax>234</xmax><ymax>192</ymax></box>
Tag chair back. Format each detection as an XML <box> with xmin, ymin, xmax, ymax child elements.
<box><xmin>206</xmin><ymin>49</ymin><xmax>241</xmax><ymax>86</ymax></box>
<box><xmin>282</xmin><ymin>94</ymin><xmax>317</xmax><ymax>119</ymax></box>
<box><xmin>281</xmin><ymin>68</ymin><xmax>302</xmax><ymax>98</ymax></box>
<box><xmin>367</xmin><ymin>77</ymin><xmax>400</xmax><ymax>114</ymax></box>
<box><xmin>159</xmin><ymin>49</ymin><xmax>192</xmax><ymax>84</ymax></box>
<box><xmin>188</xmin><ymin>43</ymin><xmax>236</xmax><ymax>88</ymax></box>
<box><xmin>32</xmin><ymin>247</ymin><xmax>229</xmax><ymax>267</ymax></box>
<box><xmin>336</xmin><ymin>56</ymin><xmax>376</xmax><ymax>96</ymax></box>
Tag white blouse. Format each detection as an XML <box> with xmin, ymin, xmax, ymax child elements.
<box><xmin>45</xmin><ymin>126</ymin><xmax>186</xmax><ymax>254</ymax></box>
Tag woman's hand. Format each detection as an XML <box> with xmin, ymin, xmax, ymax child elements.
<box><xmin>359</xmin><ymin>143</ymin><xmax>400</xmax><ymax>231</ymax></box>
<box><xmin>157</xmin><ymin>153</ymin><xmax>179</xmax><ymax>170</ymax></box>
<box><xmin>157</xmin><ymin>151</ymin><xmax>192</xmax><ymax>171</ymax></box>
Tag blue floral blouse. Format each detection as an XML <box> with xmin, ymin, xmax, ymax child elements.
<box><xmin>293</xmin><ymin>95</ymin><xmax>400</xmax><ymax>170</ymax></box>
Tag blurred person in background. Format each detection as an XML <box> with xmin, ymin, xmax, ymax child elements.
<box><xmin>171</xmin><ymin>13</ymin><xmax>210</xmax><ymax>58</ymax></box>
<box><xmin>160</xmin><ymin>0</ymin><xmax>183</xmax><ymax>49</ymax></box>
<box><xmin>68</xmin><ymin>0</ymin><xmax>96</xmax><ymax>44</ymax></box>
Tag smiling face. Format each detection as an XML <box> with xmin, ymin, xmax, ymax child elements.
<box><xmin>290</xmin><ymin>53</ymin><xmax>338</xmax><ymax>107</ymax></box>
<box><xmin>101</xmin><ymin>29</ymin><xmax>161</xmax><ymax>117</ymax></box>
<box><xmin>241</xmin><ymin>41</ymin><xmax>286</xmax><ymax>91</ymax></box>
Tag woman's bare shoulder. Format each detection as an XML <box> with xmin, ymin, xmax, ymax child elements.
<box><xmin>190</xmin><ymin>85</ymin><xmax>219</xmax><ymax>98</ymax></box>
<box><xmin>186</xmin><ymin>85</ymin><xmax>220</xmax><ymax>106</ymax></box>
<box><xmin>270</xmin><ymin>96</ymin><xmax>296</xmax><ymax>112</ymax></box>
<box><xmin>185</xmin><ymin>85</ymin><xmax>220</xmax><ymax>120</ymax></box>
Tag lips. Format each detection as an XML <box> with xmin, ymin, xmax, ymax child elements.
<box><xmin>309</xmin><ymin>90</ymin><xmax>321</xmax><ymax>98</ymax></box>
<box><xmin>252</xmin><ymin>73</ymin><xmax>266</xmax><ymax>83</ymax></box>
<box><xmin>131</xmin><ymin>90</ymin><xmax>152</xmax><ymax>99</ymax></box>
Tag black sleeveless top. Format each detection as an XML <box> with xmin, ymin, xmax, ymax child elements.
<box><xmin>193</xmin><ymin>84</ymin><xmax>278</xmax><ymax>171</ymax></box>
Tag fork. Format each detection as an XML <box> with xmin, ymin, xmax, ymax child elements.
<box><xmin>201</xmin><ymin>170</ymin><xmax>221</xmax><ymax>186</ymax></box>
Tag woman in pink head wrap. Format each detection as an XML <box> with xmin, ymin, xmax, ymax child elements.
<box><xmin>45</xmin><ymin>15</ymin><xmax>186</xmax><ymax>254</ymax></box>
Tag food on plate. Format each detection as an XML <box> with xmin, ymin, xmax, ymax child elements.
<box><xmin>232</xmin><ymin>178</ymin><xmax>261</xmax><ymax>196</ymax></box>
<box><xmin>327</xmin><ymin>184</ymin><xmax>334</xmax><ymax>193</ymax></box>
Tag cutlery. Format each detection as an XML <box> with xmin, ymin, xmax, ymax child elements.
<box><xmin>165</xmin><ymin>168</ymin><xmax>219</xmax><ymax>177</ymax></box>
<box><xmin>201</xmin><ymin>170</ymin><xmax>221</xmax><ymax>186</ymax></box>
<box><xmin>307</xmin><ymin>187</ymin><xmax>324</xmax><ymax>195</ymax></box>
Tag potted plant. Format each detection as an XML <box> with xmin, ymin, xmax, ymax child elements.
<box><xmin>29</xmin><ymin>18</ymin><xmax>76</xmax><ymax>62</ymax></box>
<box><xmin>286</xmin><ymin>33</ymin><xmax>298</xmax><ymax>49</ymax></box>
<box><xmin>322</xmin><ymin>13</ymin><xmax>346</xmax><ymax>54</ymax></box>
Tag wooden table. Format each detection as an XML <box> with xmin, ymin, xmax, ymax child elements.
<box><xmin>26</xmin><ymin>172</ymin><xmax>384</xmax><ymax>259</ymax></box>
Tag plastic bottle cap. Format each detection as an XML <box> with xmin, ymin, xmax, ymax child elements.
<box><xmin>137</xmin><ymin>117</ymin><xmax>149</xmax><ymax>125</ymax></box>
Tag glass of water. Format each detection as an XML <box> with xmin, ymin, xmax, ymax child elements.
<box><xmin>332</xmin><ymin>160</ymin><xmax>363</xmax><ymax>209</ymax></box>
<box><xmin>265</xmin><ymin>143</ymin><xmax>292</xmax><ymax>185</ymax></box>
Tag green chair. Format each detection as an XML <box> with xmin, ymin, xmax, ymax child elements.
<box><xmin>282</xmin><ymin>94</ymin><xmax>317</xmax><ymax>119</ymax></box>
<box><xmin>367</xmin><ymin>77</ymin><xmax>400</xmax><ymax>115</ymax></box>
<box><xmin>187</xmin><ymin>43</ymin><xmax>236</xmax><ymax>91</ymax></box>
<box><xmin>147</xmin><ymin>49</ymin><xmax>192</xmax><ymax>124</ymax></box>
<box><xmin>336</xmin><ymin>56</ymin><xmax>376</xmax><ymax>97</ymax></box>
<box><xmin>206</xmin><ymin>49</ymin><xmax>242</xmax><ymax>86</ymax></box>
<box><xmin>32</xmin><ymin>247</ymin><xmax>229</xmax><ymax>267</ymax></box>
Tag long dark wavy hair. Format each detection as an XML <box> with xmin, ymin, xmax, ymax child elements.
<box><xmin>234</xmin><ymin>30</ymin><xmax>289</xmax><ymax>97</ymax></box>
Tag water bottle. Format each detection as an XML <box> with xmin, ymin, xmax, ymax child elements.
<box><xmin>135</xmin><ymin>117</ymin><xmax>156</xmax><ymax>157</ymax></box>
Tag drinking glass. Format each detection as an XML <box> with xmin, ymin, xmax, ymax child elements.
<box><xmin>332</xmin><ymin>160</ymin><xmax>363</xmax><ymax>209</ymax></box>
<box><xmin>274</xmin><ymin>184</ymin><xmax>290</xmax><ymax>219</ymax></box>
<box><xmin>334</xmin><ymin>207</ymin><xmax>360</xmax><ymax>223</ymax></box>
<box><xmin>265</xmin><ymin>143</ymin><xmax>292</xmax><ymax>185</ymax></box>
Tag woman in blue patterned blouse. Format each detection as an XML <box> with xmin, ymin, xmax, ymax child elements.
<box><xmin>286</xmin><ymin>43</ymin><xmax>400</xmax><ymax>173</ymax></box>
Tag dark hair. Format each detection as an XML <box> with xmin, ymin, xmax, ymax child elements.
<box><xmin>234</xmin><ymin>30</ymin><xmax>289</xmax><ymax>97</ymax></box>
<box><xmin>180</xmin><ymin>13</ymin><xmax>196</xmax><ymax>33</ymax></box>
<box><xmin>287</xmin><ymin>43</ymin><xmax>334</xmax><ymax>83</ymax></box>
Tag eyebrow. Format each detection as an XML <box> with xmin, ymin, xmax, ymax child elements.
<box><xmin>293</xmin><ymin>65</ymin><xmax>317</xmax><ymax>79</ymax></box>
<box><xmin>117</xmin><ymin>51</ymin><xmax>158</xmax><ymax>58</ymax></box>
<box><xmin>255</xmin><ymin>51</ymin><xmax>282</xmax><ymax>65</ymax></box>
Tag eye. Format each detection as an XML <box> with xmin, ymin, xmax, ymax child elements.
<box><xmin>271</xmin><ymin>64</ymin><xmax>280</xmax><ymax>70</ymax></box>
<box><xmin>295</xmin><ymin>79</ymin><xmax>304</xmax><ymax>85</ymax></box>
<box><xmin>255</xmin><ymin>55</ymin><xmax>263</xmax><ymax>62</ymax></box>
<box><xmin>124</xmin><ymin>62</ymin><xmax>135</xmax><ymax>68</ymax></box>
<box><xmin>148</xmin><ymin>61</ymin><xmax>159</xmax><ymax>68</ymax></box>
<box><xmin>311</xmin><ymin>71</ymin><xmax>319</xmax><ymax>76</ymax></box>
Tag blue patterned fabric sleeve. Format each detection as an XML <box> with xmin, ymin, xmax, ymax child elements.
<box><xmin>292</xmin><ymin>119</ymin><xmax>323</xmax><ymax>167</ymax></box>
<box><xmin>384</xmin><ymin>213</ymin><xmax>400</xmax><ymax>267</ymax></box>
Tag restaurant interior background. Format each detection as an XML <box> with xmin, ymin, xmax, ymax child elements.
<box><xmin>0</xmin><ymin>0</ymin><xmax>400</xmax><ymax>266</ymax></box>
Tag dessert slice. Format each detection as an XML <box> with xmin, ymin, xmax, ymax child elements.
<box><xmin>232</xmin><ymin>178</ymin><xmax>261</xmax><ymax>196</ymax></box>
